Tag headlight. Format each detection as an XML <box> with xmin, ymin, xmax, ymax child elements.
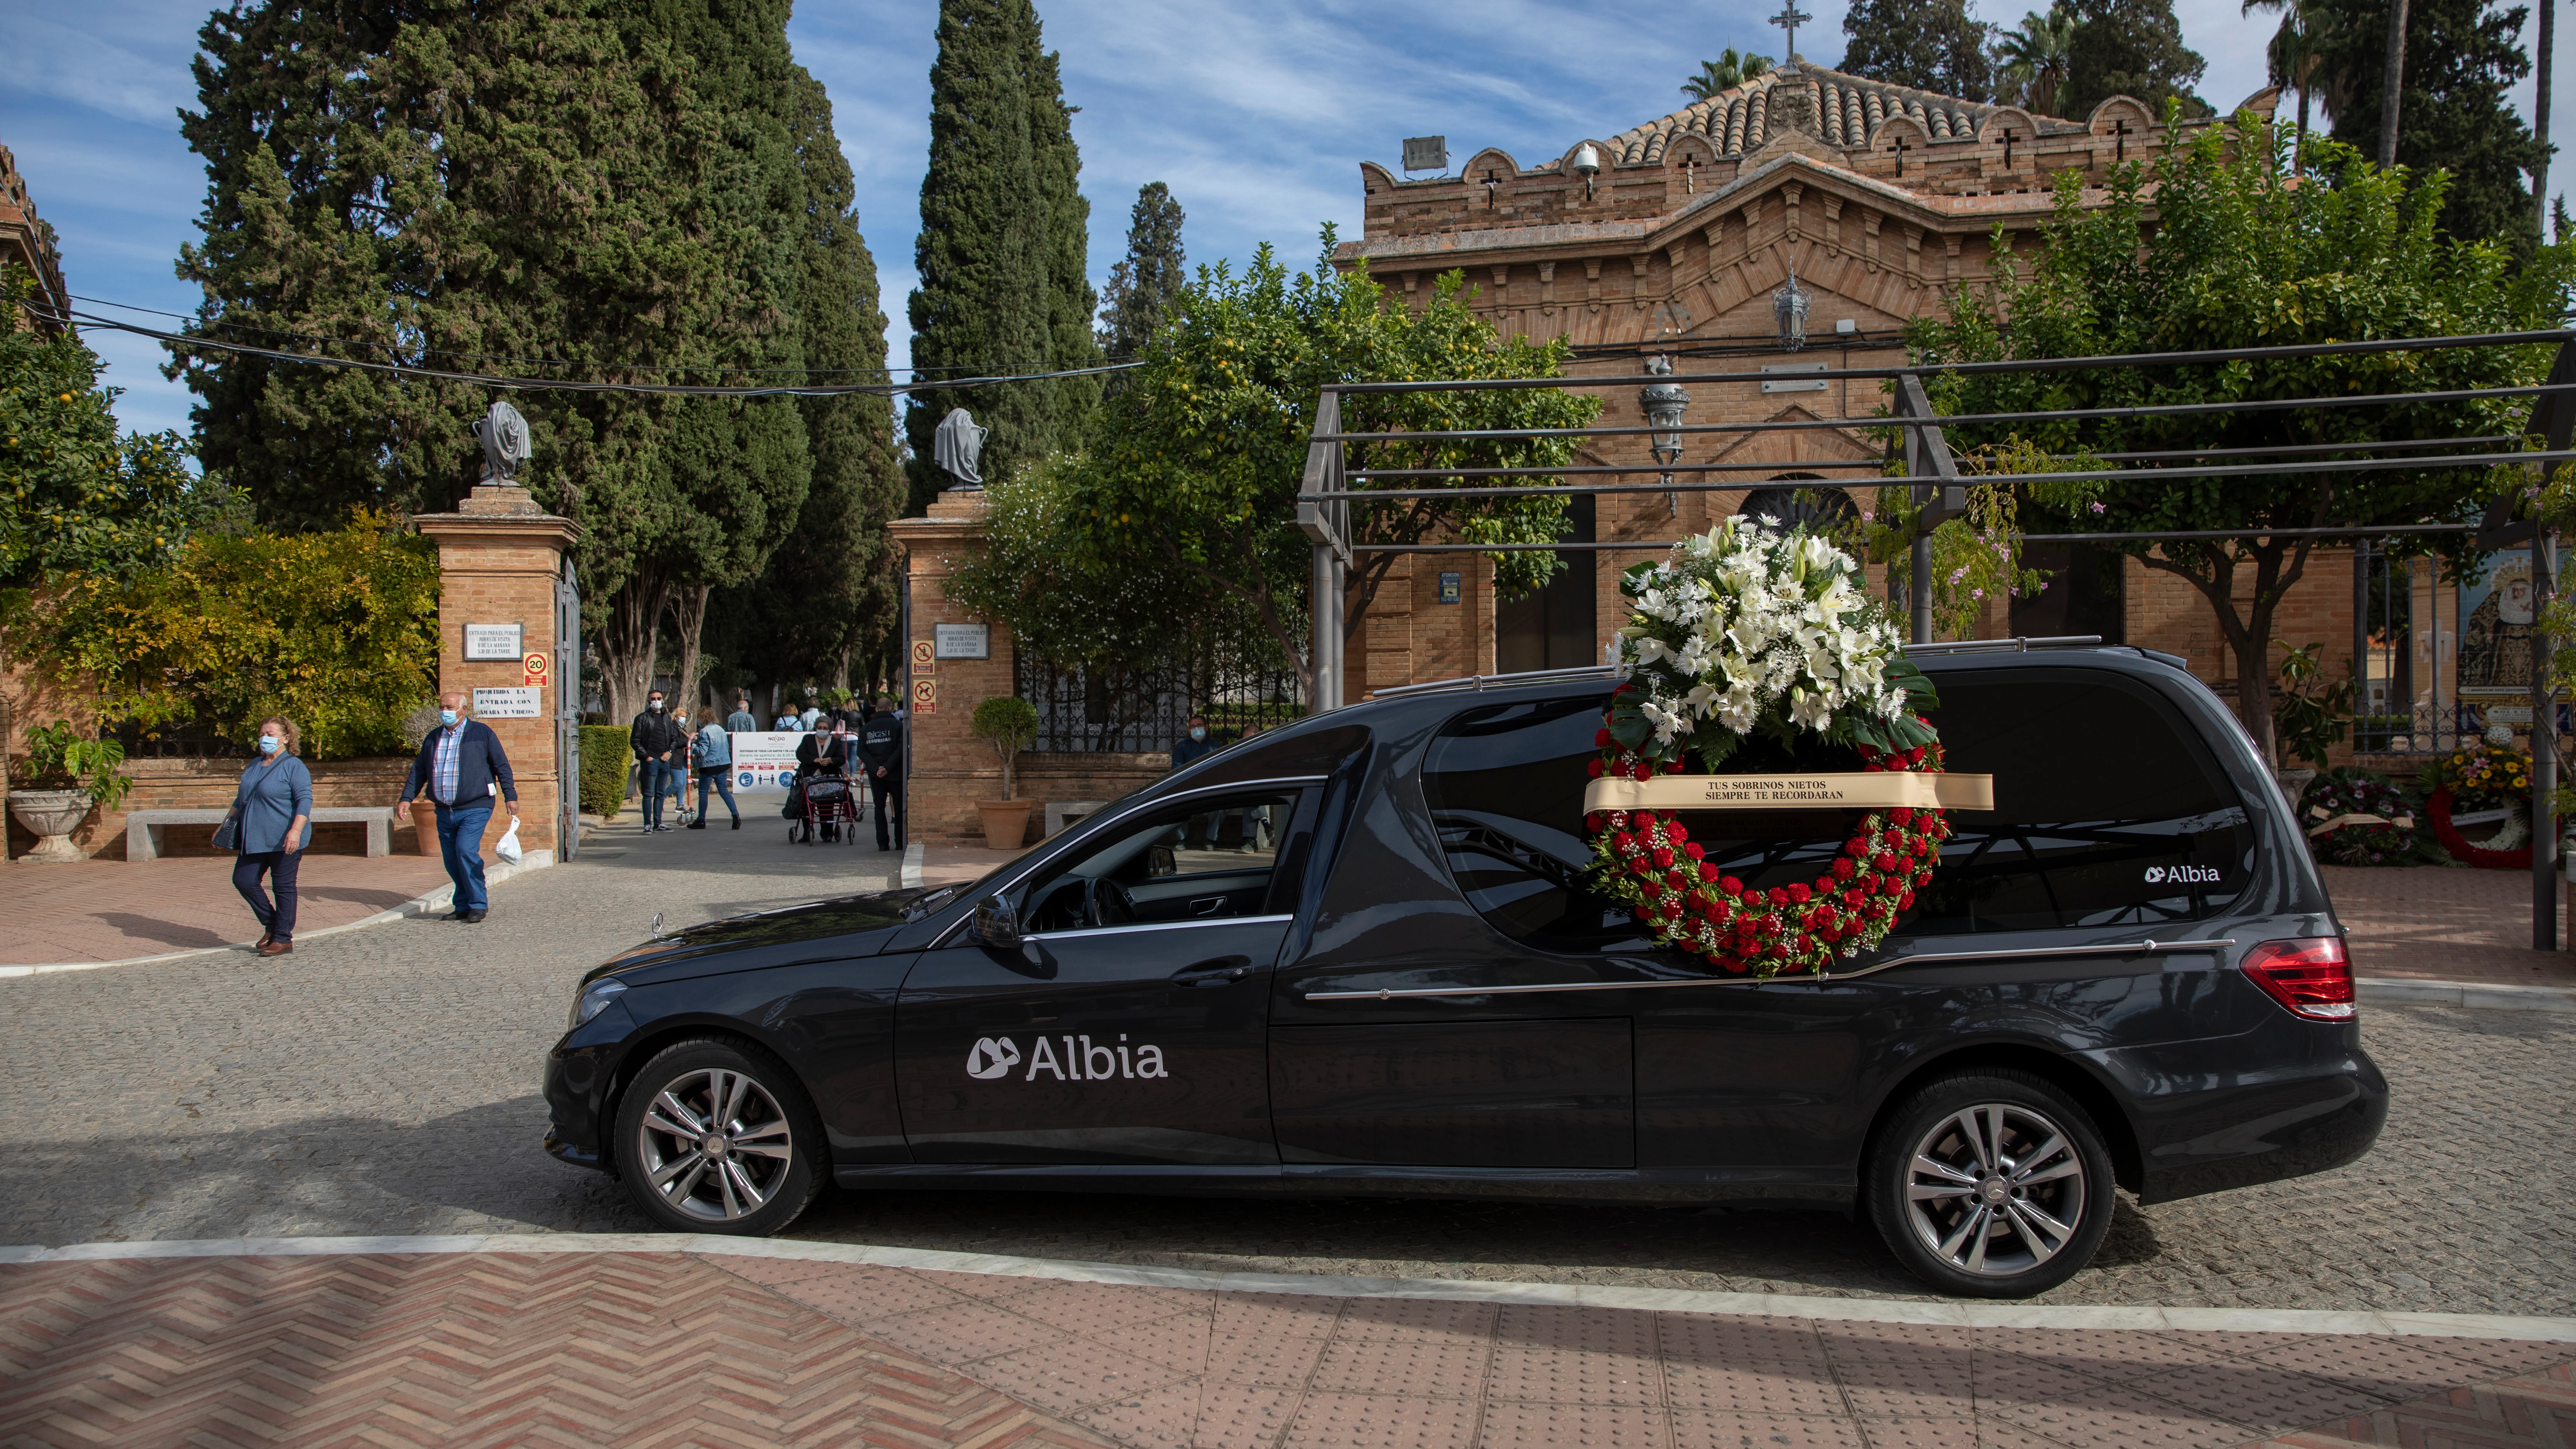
<box><xmin>570</xmin><ymin>978</ymin><xmax>628</xmax><ymax>1030</ymax></box>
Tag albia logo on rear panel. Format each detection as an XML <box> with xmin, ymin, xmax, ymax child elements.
<box><xmin>2144</xmin><ymin>864</ymin><xmax>2221</xmax><ymax>884</ymax></box>
<box><xmin>964</xmin><ymin>1034</ymin><xmax>1168</xmax><ymax>1081</ymax></box>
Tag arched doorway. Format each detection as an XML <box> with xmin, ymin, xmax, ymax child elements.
<box><xmin>1735</xmin><ymin>475</ymin><xmax>1858</xmax><ymax>531</ymax></box>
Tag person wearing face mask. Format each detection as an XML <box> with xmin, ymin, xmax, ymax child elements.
<box><xmin>1169</xmin><ymin>713</ymin><xmax>1225</xmax><ymax>849</ymax></box>
<box><xmin>664</xmin><ymin>708</ymin><xmax>695</xmax><ymax>827</ymax></box>
<box><xmin>220</xmin><ymin>715</ymin><xmax>312</xmax><ymax>957</ymax></box>
<box><xmin>399</xmin><ymin>692</ymin><xmax>520</xmax><ymax>922</ymax></box>
<box><xmin>628</xmin><ymin>688</ymin><xmax>686</xmax><ymax>833</ymax></box>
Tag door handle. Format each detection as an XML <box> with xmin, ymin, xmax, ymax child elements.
<box><xmin>1188</xmin><ymin>896</ymin><xmax>1227</xmax><ymax>917</ymax></box>
<box><xmin>1173</xmin><ymin>955</ymin><xmax>1253</xmax><ymax>986</ymax></box>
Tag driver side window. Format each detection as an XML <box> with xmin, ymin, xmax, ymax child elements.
<box><xmin>1020</xmin><ymin>790</ymin><xmax>1302</xmax><ymax>935</ymax></box>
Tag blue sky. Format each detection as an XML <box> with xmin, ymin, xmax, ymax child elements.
<box><xmin>3</xmin><ymin>0</ymin><xmax>2565</xmax><ymax>444</ymax></box>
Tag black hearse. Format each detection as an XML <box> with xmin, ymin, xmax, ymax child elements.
<box><xmin>544</xmin><ymin>644</ymin><xmax>2384</xmax><ymax>1297</ymax></box>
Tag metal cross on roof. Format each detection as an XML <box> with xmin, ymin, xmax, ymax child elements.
<box><xmin>1768</xmin><ymin>0</ymin><xmax>1812</xmax><ymax>58</ymax></box>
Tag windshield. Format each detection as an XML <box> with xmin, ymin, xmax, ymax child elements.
<box><xmin>900</xmin><ymin>834</ymin><xmax>1055</xmax><ymax>920</ymax></box>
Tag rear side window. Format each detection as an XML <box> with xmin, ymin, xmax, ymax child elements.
<box><xmin>1421</xmin><ymin>696</ymin><xmax>1654</xmax><ymax>953</ymax></box>
<box><xmin>1419</xmin><ymin>669</ymin><xmax>2255</xmax><ymax>953</ymax></box>
<box><xmin>1912</xmin><ymin>670</ymin><xmax>2254</xmax><ymax>935</ymax></box>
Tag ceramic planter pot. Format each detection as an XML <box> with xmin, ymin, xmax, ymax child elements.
<box><xmin>411</xmin><ymin>799</ymin><xmax>440</xmax><ymax>856</ymax></box>
<box><xmin>974</xmin><ymin>799</ymin><xmax>1034</xmax><ymax>852</ymax></box>
<box><xmin>9</xmin><ymin>789</ymin><xmax>92</xmax><ymax>863</ymax></box>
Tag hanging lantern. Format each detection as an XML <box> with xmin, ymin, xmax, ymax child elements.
<box><xmin>1773</xmin><ymin>264</ymin><xmax>1812</xmax><ymax>352</ymax></box>
<box><xmin>1639</xmin><ymin>354</ymin><xmax>1690</xmax><ymax>516</ymax></box>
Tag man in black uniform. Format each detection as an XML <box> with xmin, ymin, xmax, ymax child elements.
<box><xmin>856</xmin><ymin>700</ymin><xmax>902</xmax><ymax>850</ymax></box>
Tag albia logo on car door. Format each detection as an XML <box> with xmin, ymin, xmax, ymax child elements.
<box><xmin>965</xmin><ymin>1035</ymin><xmax>1168</xmax><ymax>1081</ymax></box>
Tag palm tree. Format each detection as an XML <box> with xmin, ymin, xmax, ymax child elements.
<box><xmin>1682</xmin><ymin>48</ymin><xmax>1775</xmax><ymax>100</ymax></box>
<box><xmin>1995</xmin><ymin>8</ymin><xmax>2078</xmax><ymax>116</ymax></box>
<box><xmin>2242</xmin><ymin>0</ymin><xmax>2337</xmax><ymax>168</ymax></box>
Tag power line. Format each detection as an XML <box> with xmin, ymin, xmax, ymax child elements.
<box><xmin>64</xmin><ymin>292</ymin><xmax>1140</xmax><ymax>378</ymax></box>
<box><xmin>44</xmin><ymin>302</ymin><xmax>1140</xmax><ymax>399</ymax></box>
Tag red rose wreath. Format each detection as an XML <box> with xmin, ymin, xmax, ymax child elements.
<box><xmin>1580</xmin><ymin>518</ymin><xmax>1972</xmax><ymax>979</ymax></box>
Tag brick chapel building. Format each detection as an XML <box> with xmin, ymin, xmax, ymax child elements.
<box><xmin>1327</xmin><ymin>55</ymin><xmax>2440</xmax><ymax>750</ymax></box>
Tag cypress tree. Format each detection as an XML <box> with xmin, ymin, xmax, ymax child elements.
<box><xmin>908</xmin><ymin>0</ymin><xmax>1052</xmax><ymax>501</ymax></box>
<box><xmin>2057</xmin><ymin>0</ymin><xmax>2212</xmax><ymax>119</ymax></box>
<box><xmin>906</xmin><ymin>0</ymin><xmax>1096</xmax><ymax>502</ymax></box>
<box><xmin>1028</xmin><ymin>35</ymin><xmax>1100</xmax><ymax>435</ymax></box>
<box><xmin>713</xmin><ymin>71</ymin><xmax>910</xmax><ymax>701</ymax></box>
<box><xmin>1096</xmin><ymin>182</ymin><xmax>1186</xmax><ymax>365</ymax></box>
<box><xmin>2312</xmin><ymin>0</ymin><xmax>2545</xmax><ymax>251</ymax></box>
<box><xmin>1840</xmin><ymin>0</ymin><xmax>1996</xmax><ymax>100</ymax></box>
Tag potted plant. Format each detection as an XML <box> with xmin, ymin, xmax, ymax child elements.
<box><xmin>8</xmin><ymin>720</ymin><xmax>131</xmax><ymax>863</ymax></box>
<box><xmin>2270</xmin><ymin>640</ymin><xmax>2352</xmax><ymax>807</ymax></box>
<box><xmin>969</xmin><ymin>695</ymin><xmax>1040</xmax><ymax>850</ymax></box>
<box><xmin>399</xmin><ymin>702</ymin><xmax>444</xmax><ymax>853</ymax></box>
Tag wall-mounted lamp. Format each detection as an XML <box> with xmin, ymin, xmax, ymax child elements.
<box><xmin>1640</xmin><ymin>354</ymin><xmax>1690</xmax><ymax>516</ymax></box>
<box><xmin>1572</xmin><ymin>143</ymin><xmax>1601</xmax><ymax>201</ymax></box>
<box><xmin>1773</xmin><ymin>264</ymin><xmax>1812</xmax><ymax>352</ymax></box>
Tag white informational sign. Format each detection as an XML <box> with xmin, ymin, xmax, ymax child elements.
<box><xmin>463</xmin><ymin>622</ymin><xmax>524</xmax><ymax>661</ymax></box>
<box><xmin>934</xmin><ymin>622</ymin><xmax>991</xmax><ymax>660</ymax></box>
<box><xmin>471</xmin><ymin>686</ymin><xmax>543</xmax><ymax>719</ymax></box>
<box><xmin>728</xmin><ymin>731</ymin><xmax>808</xmax><ymax>794</ymax></box>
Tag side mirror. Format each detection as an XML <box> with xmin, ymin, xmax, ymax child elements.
<box><xmin>1148</xmin><ymin>844</ymin><xmax>1177</xmax><ymax>878</ymax></box>
<box><xmin>974</xmin><ymin>894</ymin><xmax>1020</xmax><ymax>949</ymax></box>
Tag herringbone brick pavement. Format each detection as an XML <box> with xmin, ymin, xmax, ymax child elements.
<box><xmin>0</xmin><ymin>1252</ymin><xmax>1113</xmax><ymax>1448</ymax></box>
<box><xmin>5</xmin><ymin>1249</ymin><xmax>2573</xmax><ymax>1448</ymax></box>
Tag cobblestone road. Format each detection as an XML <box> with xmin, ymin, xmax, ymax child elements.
<box><xmin>5</xmin><ymin>821</ymin><xmax>2571</xmax><ymax>1316</ymax></box>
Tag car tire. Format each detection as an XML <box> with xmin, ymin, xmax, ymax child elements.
<box><xmin>1865</xmin><ymin>1069</ymin><xmax>2116</xmax><ymax>1299</ymax></box>
<box><xmin>613</xmin><ymin>1036</ymin><xmax>826</xmax><ymax>1236</ymax></box>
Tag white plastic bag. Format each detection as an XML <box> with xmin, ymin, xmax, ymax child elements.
<box><xmin>495</xmin><ymin>819</ymin><xmax>524</xmax><ymax>864</ymax></box>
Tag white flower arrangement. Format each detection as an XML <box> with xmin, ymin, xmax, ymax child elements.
<box><xmin>1606</xmin><ymin>515</ymin><xmax>1936</xmax><ymax>769</ymax></box>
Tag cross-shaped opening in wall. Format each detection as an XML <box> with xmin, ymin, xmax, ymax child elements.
<box><xmin>1683</xmin><ymin>155</ymin><xmax>1698</xmax><ymax>194</ymax></box>
<box><xmin>2114</xmin><ymin>118</ymin><xmax>2132</xmax><ymax>163</ymax></box>
<box><xmin>1483</xmin><ymin>170</ymin><xmax>1500</xmax><ymax>208</ymax></box>
<box><xmin>2001</xmin><ymin>128</ymin><xmax>2017</xmax><ymax>171</ymax></box>
<box><xmin>1890</xmin><ymin>135</ymin><xmax>1911</xmax><ymax>177</ymax></box>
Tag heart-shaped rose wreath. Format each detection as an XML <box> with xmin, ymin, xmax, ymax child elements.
<box><xmin>1583</xmin><ymin>516</ymin><xmax>1953</xmax><ymax>978</ymax></box>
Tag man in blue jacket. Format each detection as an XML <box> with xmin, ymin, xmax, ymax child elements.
<box><xmin>398</xmin><ymin>692</ymin><xmax>519</xmax><ymax>923</ymax></box>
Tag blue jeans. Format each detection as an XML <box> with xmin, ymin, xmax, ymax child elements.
<box><xmin>233</xmin><ymin>848</ymin><xmax>302</xmax><ymax>941</ymax></box>
<box><xmin>435</xmin><ymin>801</ymin><xmax>493</xmax><ymax>912</ymax></box>
<box><xmin>640</xmin><ymin>759</ymin><xmax>674</xmax><ymax>827</ymax></box>
<box><xmin>697</xmin><ymin>766</ymin><xmax>738</xmax><ymax>821</ymax></box>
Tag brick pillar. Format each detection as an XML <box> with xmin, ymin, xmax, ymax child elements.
<box><xmin>888</xmin><ymin>490</ymin><xmax>1020</xmax><ymax>846</ymax></box>
<box><xmin>413</xmin><ymin>484</ymin><xmax>580</xmax><ymax>863</ymax></box>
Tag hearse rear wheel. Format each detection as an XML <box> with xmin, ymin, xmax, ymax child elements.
<box><xmin>1866</xmin><ymin>1070</ymin><xmax>2115</xmax><ymax>1298</ymax></box>
<box><xmin>613</xmin><ymin>1036</ymin><xmax>825</xmax><ymax>1236</ymax></box>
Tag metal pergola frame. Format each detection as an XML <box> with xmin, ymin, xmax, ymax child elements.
<box><xmin>1296</xmin><ymin>327</ymin><xmax>2576</xmax><ymax>950</ymax></box>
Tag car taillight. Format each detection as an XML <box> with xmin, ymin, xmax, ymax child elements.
<box><xmin>2240</xmin><ymin>937</ymin><xmax>2356</xmax><ymax>1021</ymax></box>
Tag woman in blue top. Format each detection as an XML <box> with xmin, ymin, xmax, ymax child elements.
<box><xmin>222</xmin><ymin>714</ymin><xmax>312</xmax><ymax>957</ymax></box>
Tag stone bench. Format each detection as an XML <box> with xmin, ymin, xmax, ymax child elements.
<box><xmin>126</xmin><ymin>807</ymin><xmax>396</xmax><ymax>861</ymax></box>
<box><xmin>1043</xmin><ymin>800</ymin><xmax>1107</xmax><ymax>838</ymax></box>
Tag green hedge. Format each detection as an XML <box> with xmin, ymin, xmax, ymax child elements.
<box><xmin>579</xmin><ymin>725</ymin><xmax>632</xmax><ymax>818</ymax></box>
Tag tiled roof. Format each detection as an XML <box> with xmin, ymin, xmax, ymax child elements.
<box><xmin>1604</xmin><ymin>59</ymin><xmax>2055</xmax><ymax>164</ymax></box>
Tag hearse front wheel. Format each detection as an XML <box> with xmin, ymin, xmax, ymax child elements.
<box><xmin>1866</xmin><ymin>1070</ymin><xmax>2116</xmax><ymax>1298</ymax></box>
<box><xmin>613</xmin><ymin>1037</ymin><xmax>825</xmax><ymax>1236</ymax></box>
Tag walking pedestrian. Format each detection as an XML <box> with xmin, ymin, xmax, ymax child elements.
<box><xmin>798</xmin><ymin>697</ymin><xmax>825</xmax><ymax>731</ymax></box>
<box><xmin>726</xmin><ymin>694</ymin><xmax>759</xmax><ymax>737</ymax></box>
<box><xmin>773</xmin><ymin>703</ymin><xmax>800</xmax><ymax>731</ymax></box>
<box><xmin>220</xmin><ymin>714</ymin><xmax>311</xmax><ymax>957</ymax></box>
<box><xmin>665</xmin><ymin>707</ymin><xmax>695</xmax><ymax>826</ymax></box>
<box><xmin>630</xmin><ymin>688</ymin><xmax>685</xmax><ymax>833</ymax></box>
<box><xmin>856</xmin><ymin>698</ymin><xmax>902</xmax><ymax>850</ymax></box>
<box><xmin>690</xmin><ymin>715</ymin><xmax>741</xmax><ymax>830</ymax></box>
<box><xmin>398</xmin><ymin>692</ymin><xmax>519</xmax><ymax>922</ymax></box>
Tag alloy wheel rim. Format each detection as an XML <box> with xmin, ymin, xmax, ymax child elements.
<box><xmin>635</xmin><ymin>1067</ymin><xmax>794</xmax><ymax>1222</ymax></box>
<box><xmin>1902</xmin><ymin>1102</ymin><xmax>2087</xmax><ymax>1277</ymax></box>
